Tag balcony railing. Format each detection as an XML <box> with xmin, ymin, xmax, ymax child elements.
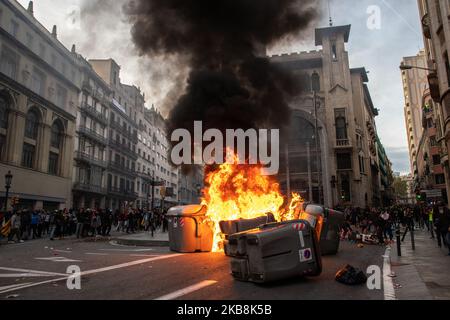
<box><xmin>422</xmin><ymin>13</ymin><xmax>431</xmax><ymax>39</ymax></box>
<box><xmin>107</xmin><ymin>187</ymin><xmax>138</xmax><ymax>199</ymax></box>
<box><xmin>108</xmin><ymin>161</ymin><xmax>137</xmax><ymax>177</ymax></box>
<box><xmin>77</xmin><ymin>126</ymin><xmax>108</xmax><ymax>146</ymax></box>
<box><xmin>74</xmin><ymin>151</ymin><xmax>107</xmax><ymax>168</ymax></box>
<box><xmin>109</xmin><ymin>139</ymin><xmax>138</xmax><ymax>160</ymax></box>
<box><xmin>110</xmin><ymin>119</ymin><xmax>138</xmax><ymax>143</ymax></box>
<box><xmin>80</xmin><ymin>102</ymin><xmax>108</xmax><ymax>125</ymax></box>
<box><xmin>82</xmin><ymin>81</ymin><xmax>92</xmax><ymax>94</ymax></box>
<box><xmin>335</xmin><ymin>139</ymin><xmax>351</xmax><ymax>148</ymax></box>
<box><xmin>73</xmin><ymin>182</ymin><xmax>107</xmax><ymax>195</ymax></box>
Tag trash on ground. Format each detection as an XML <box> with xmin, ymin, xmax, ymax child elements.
<box><xmin>335</xmin><ymin>264</ymin><xmax>367</xmax><ymax>285</ymax></box>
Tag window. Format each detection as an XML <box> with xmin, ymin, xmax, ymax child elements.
<box><xmin>337</xmin><ymin>153</ymin><xmax>352</xmax><ymax>170</ymax></box>
<box><xmin>22</xmin><ymin>143</ymin><xmax>35</xmax><ymax>168</ymax></box>
<box><xmin>0</xmin><ymin>96</ymin><xmax>9</xmax><ymax>129</ymax></box>
<box><xmin>359</xmin><ymin>155</ymin><xmax>365</xmax><ymax>174</ymax></box>
<box><xmin>56</xmin><ymin>85</ymin><xmax>67</xmax><ymax>108</ymax></box>
<box><xmin>31</xmin><ymin>67</ymin><xmax>46</xmax><ymax>96</ymax></box>
<box><xmin>435</xmin><ymin>174</ymin><xmax>445</xmax><ymax>185</ymax></box>
<box><xmin>10</xmin><ymin>20</ymin><xmax>19</xmax><ymax>37</ymax></box>
<box><xmin>51</xmin><ymin>121</ymin><xmax>63</xmax><ymax>149</ymax></box>
<box><xmin>311</xmin><ymin>71</ymin><xmax>320</xmax><ymax>92</ymax></box>
<box><xmin>335</xmin><ymin>109</ymin><xmax>348</xmax><ymax>140</ymax></box>
<box><xmin>0</xmin><ymin>47</ymin><xmax>19</xmax><ymax>80</ymax></box>
<box><xmin>0</xmin><ymin>134</ymin><xmax>6</xmax><ymax>160</ymax></box>
<box><xmin>444</xmin><ymin>52</ymin><xmax>450</xmax><ymax>86</ymax></box>
<box><xmin>25</xmin><ymin>109</ymin><xmax>40</xmax><ymax>139</ymax></box>
<box><xmin>432</xmin><ymin>155</ymin><xmax>441</xmax><ymax>165</ymax></box>
<box><xmin>331</xmin><ymin>43</ymin><xmax>337</xmax><ymax>60</ymax></box>
<box><xmin>48</xmin><ymin>152</ymin><xmax>59</xmax><ymax>175</ymax></box>
<box><xmin>340</xmin><ymin>173</ymin><xmax>351</xmax><ymax>202</ymax></box>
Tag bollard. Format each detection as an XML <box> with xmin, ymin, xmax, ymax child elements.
<box><xmin>396</xmin><ymin>226</ymin><xmax>401</xmax><ymax>257</ymax></box>
<box><xmin>410</xmin><ymin>220</ymin><xmax>415</xmax><ymax>251</ymax></box>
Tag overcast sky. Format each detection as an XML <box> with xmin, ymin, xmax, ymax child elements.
<box><xmin>17</xmin><ymin>0</ymin><xmax>423</xmax><ymax>175</ymax></box>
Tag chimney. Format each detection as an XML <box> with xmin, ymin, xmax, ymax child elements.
<box><xmin>52</xmin><ymin>25</ymin><xmax>57</xmax><ymax>39</ymax></box>
<box><xmin>71</xmin><ymin>44</ymin><xmax>76</xmax><ymax>53</ymax></box>
<box><xmin>27</xmin><ymin>1</ymin><xmax>34</xmax><ymax>16</ymax></box>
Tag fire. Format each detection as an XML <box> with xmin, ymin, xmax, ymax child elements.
<box><xmin>201</xmin><ymin>153</ymin><xmax>304</xmax><ymax>252</ymax></box>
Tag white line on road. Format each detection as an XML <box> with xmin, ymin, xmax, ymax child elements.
<box><xmin>0</xmin><ymin>273</ymin><xmax>62</xmax><ymax>278</ymax></box>
<box><xmin>383</xmin><ymin>247</ymin><xmax>396</xmax><ymax>300</ymax></box>
<box><xmin>154</xmin><ymin>280</ymin><xmax>218</xmax><ymax>300</ymax></box>
<box><xmin>0</xmin><ymin>254</ymin><xmax>184</xmax><ymax>295</ymax></box>
<box><xmin>100</xmin><ymin>248</ymin><xmax>154</xmax><ymax>252</ymax></box>
<box><xmin>52</xmin><ymin>250</ymin><xmax>72</xmax><ymax>254</ymax></box>
<box><xmin>0</xmin><ymin>283</ymin><xmax>33</xmax><ymax>291</ymax></box>
<box><xmin>0</xmin><ymin>267</ymin><xmax>66</xmax><ymax>277</ymax></box>
<box><xmin>35</xmin><ymin>257</ymin><xmax>82</xmax><ymax>263</ymax></box>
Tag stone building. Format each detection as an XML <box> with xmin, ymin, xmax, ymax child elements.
<box><xmin>401</xmin><ymin>50</ymin><xmax>429</xmax><ymax>174</ymax></box>
<box><xmin>71</xmin><ymin>56</ymin><xmax>111</xmax><ymax>209</ymax></box>
<box><xmin>415</xmin><ymin>0</ymin><xmax>450</xmax><ymax>205</ymax></box>
<box><xmin>0</xmin><ymin>0</ymin><xmax>79</xmax><ymax>210</ymax></box>
<box><xmin>271</xmin><ymin>24</ymin><xmax>391</xmax><ymax>208</ymax></box>
<box><xmin>89</xmin><ymin>59</ymin><xmax>140</xmax><ymax>211</ymax></box>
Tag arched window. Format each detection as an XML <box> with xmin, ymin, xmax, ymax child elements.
<box><xmin>0</xmin><ymin>96</ymin><xmax>9</xmax><ymax>129</ymax></box>
<box><xmin>25</xmin><ymin>109</ymin><xmax>40</xmax><ymax>140</ymax></box>
<box><xmin>50</xmin><ymin>121</ymin><xmax>64</xmax><ymax>149</ymax></box>
<box><xmin>311</xmin><ymin>71</ymin><xmax>320</xmax><ymax>92</ymax></box>
<box><xmin>335</xmin><ymin>109</ymin><xmax>348</xmax><ymax>140</ymax></box>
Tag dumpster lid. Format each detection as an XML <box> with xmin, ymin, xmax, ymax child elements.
<box><xmin>305</xmin><ymin>204</ymin><xmax>324</xmax><ymax>215</ymax></box>
<box><xmin>166</xmin><ymin>205</ymin><xmax>207</xmax><ymax>217</ymax></box>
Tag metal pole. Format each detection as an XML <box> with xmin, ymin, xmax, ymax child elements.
<box><xmin>306</xmin><ymin>142</ymin><xmax>313</xmax><ymax>203</ymax></box>
<box><xmin>396</xmin><ymin>224</ymin><xmax>402</xmax><ymax>257</ymax></box>
<box><xmin>151</xmin><ymin>172</ymin><xmax>155</xmax><ymax>211</ymax></box>
<box><xmin>285</xmin><ymin>143</ymin><xmax>291</xmax><ymax>199</ymax></box>
<box><xmin>313</xmin><ymin>90</ymin><xmax>322</xmax><ymax>204</ymax></box>
<box><xmin>410</xmin><ymin>219</ymin><xmax>416</xmax><ymax>250</ymax></box>
<box><xmin>4</xmin><ymin>186</ymin><xmax>9</xmax><ymax>212</ymax></box>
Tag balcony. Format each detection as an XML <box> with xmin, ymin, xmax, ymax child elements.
<box><xmin>422</xmin><ymin>13</ymin><xmax>431</xmax><ymax>39</ymax></box>
<box><xmin>428</xmin><ymin>73</ymin><xmax>440</xmax><ymax>103</ymax></box>
<box><xmin>73</xmin><ymin>182</ymin><xmax>107</xmax><ymax>195</ymax></box>
<box><xmin>335</xmin><ymin>139</ymin><xmax>352</xmax><ymax>149</ymax></box>
<box><xmin>107</xmin><ymin>186</ymin><xmax>138</xmax><ymax>199</ymax></box>
<box><xmin>109</xmin><ymin>139</ymin><xmax>138</xmax><ymax>160</ymax></box>
<box><xmin>74</xmin><ymin>151</ymin><xmax>107</xmax><ymax>168</ymax></box>
<box><xmin>77</xmin><ymin>126</ymin><xmax>108</xmax><ymax>146</ymax></box>
<box><xmin>80</xmin><ymin>102</ymin><xmax>108</xmax><ymax>125</ymax></box>
<box><xmin>108</xmin><ymin>161</ymin><xmax>137</xmax><ymax>177</ymax></box>
<box><xmin>110</xmin><ymin>119</ymin><xmax>138</xmax><ymax>143</ymax></box>
<box><xmin>82</xmin><ymin>81</ymin><xmax>92</xmax><ymax>94</ymax></box>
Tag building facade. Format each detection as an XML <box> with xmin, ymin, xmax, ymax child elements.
<box><xmin>416</xmin><ymin>0</ymin><xmax>450</xmax><ymax>205</ymax></box>
<box><xmin>89</xmin><ymin>59</ymin><xmax>140</xmax><ymax>211</ymax></box>
<box><xmin>0</xmin><ymin>0</ymin><xmax>79</xmax><ymax>210</ymax></box>
<box><xmin>401</xmin><ymin>50</ymin><xmax>429</xmax><ymax>174</ymax></box>
<box><xmin>271</xmin><ymin>24</ymin><xmax>392</xmax><ymax>208</ymax></box>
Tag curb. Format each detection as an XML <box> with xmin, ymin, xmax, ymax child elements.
<box><xmin>113</xmin><ymin>237</ymin><xmax>169</xmax><ymax>247</ymax></box>
<box><xmin>382</xmin><ymin>246</ymin><xmax>396</xmax><ymax>300</ymax></box>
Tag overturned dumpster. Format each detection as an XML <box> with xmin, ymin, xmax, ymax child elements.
<box><xmin>301</xmin><ymin>205</ymin><xmax>345</xmax><ymax>256</ymax></box>
<box><xmin>166</xmin><ymin>205</ymin><xmax>214</xmax><ymax>253</ymax></box>
<box><xmin>227</xmin><ymin>220</ymin><xmax>322</xmax><ymax>283</ymax></box>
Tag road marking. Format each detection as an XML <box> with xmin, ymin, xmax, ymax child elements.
<box><xmin>0</xmin><ymin>254</ymin><xmax>184</xmax><ymax>294</ymax></box>
<box><xmin>35</xmin><ymin>257</ymin><xmax>82</xmax><ymax>263</ymax></box>
<box><xmin>155</xmin><ymin>280</ymin><xmax>218</xmax><ymax>300</ymax></box>
<box><xmin>383</xmin><ymin>247</ymin><xmax>396</xmax><ymax>300</ymax></box>
<box><xmin>0</xmin><ymin>283</ymin><xmax>33</xmax><ymax>291</ymax></box>
<box><xmin>0</xmin><ymin>267</ymin><xmax>66</xmax><ymax>277</ymax></box>
<box><xmin>100</xmin><ymin>248</ymin><xmax>154</xmax><ymax>252</ymax></box>
<box><xmin>0</xmin><ymin>273</ymin><xmax>60</xmax><ymax>278</ymax></box>
<box><xmin>52</xmin><ymin>250</ymin><xmax>72</xmax><ymax>254</ymax></box>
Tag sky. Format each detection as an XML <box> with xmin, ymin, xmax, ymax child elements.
<box><xmin>16</xmin><ymin>0</ymin><xmax>424</xmax><ymax>175</ymax></box>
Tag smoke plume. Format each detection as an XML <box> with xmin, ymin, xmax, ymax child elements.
<box><xmin>124</xmin><ymin>0</ymin><xmax>319</xmax><ymax>150</ymax></box>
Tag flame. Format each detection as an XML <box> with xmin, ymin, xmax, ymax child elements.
<box><xmin>201</xmin><ymin>152</ymin><xmax>304</xmax><ymax>252</ymax></box>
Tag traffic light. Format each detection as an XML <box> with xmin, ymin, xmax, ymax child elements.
<box><xmin>416</xmin><ymin>192</ymin><xmax>426</xmax><ymax>202</ymax></box>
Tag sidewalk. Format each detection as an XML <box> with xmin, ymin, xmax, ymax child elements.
<box><xmin>390</xmin><ymin>228</ymin><xmax>450</xmax><ymax>300</ymax></box>
<box><xmin>113</xmin><ymin>230</ymin><xmax>169</xmax><ymax>247</ymax></box>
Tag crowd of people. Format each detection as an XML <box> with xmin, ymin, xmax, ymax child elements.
<box><xmin>0</xmin><ymin>207</ymin><xmax>170</xmax><ymax>244</ymax></box>
<box><xmin>337</xmin><ymin>204</ymin><xmax>450</xmax><ymax>255</ymax></box>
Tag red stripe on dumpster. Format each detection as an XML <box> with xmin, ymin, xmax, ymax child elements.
<box><xmin>179</xmin><ymin>218</ymin><xmax>185</xmax><ymax>227</ymax></box>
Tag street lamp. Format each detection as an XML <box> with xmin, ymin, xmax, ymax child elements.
<box><xmin>399</xmin><ymin>64</ymin><xmax>437</xmax><ymax>72</ymax></box>
<box><xmin>4</xmin><ymin>171</ymin><xmax>13</xmax><ymax>211</ymax></box>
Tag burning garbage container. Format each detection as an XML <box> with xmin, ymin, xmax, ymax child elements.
<box><xmin>219</xmin><ymin>213</ymin><xmax>276</xmax><ymax>256</ymax></box>
<box><xmin>302</xmin><ymin>205</ymin><xmax>345</xmax><ymax>256</ymax></box>
<box><xmin>166</xmin><ymin>205</ymin><xmax>214</xmax><ymax>253</ymax></box>
<box><xmin>228</xmin><ymin>220</ymin><xmax>322</xmax><ymax>283</ymax></box>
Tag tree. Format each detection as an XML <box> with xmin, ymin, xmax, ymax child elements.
<box><xmin>393</xmin><ymin>177</ymin><xmax>408</xmax><ymax>200</ymax></box>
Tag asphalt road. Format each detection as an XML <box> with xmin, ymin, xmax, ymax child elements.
<box><xmin>0</xmin><ymin>236</ymin><xmax>386</xmax><ymax>300</ymax></box>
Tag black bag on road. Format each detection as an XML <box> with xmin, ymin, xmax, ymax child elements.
<box><xmin>335</xmin><ymin>264</ymin><xmax>367</xmax><ymax>285</ymax></box>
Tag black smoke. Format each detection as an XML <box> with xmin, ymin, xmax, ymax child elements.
<box><xmin>124</xmin><ymin>0</ymin><xmax>319</xmax><ymax>154</ymax></box>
